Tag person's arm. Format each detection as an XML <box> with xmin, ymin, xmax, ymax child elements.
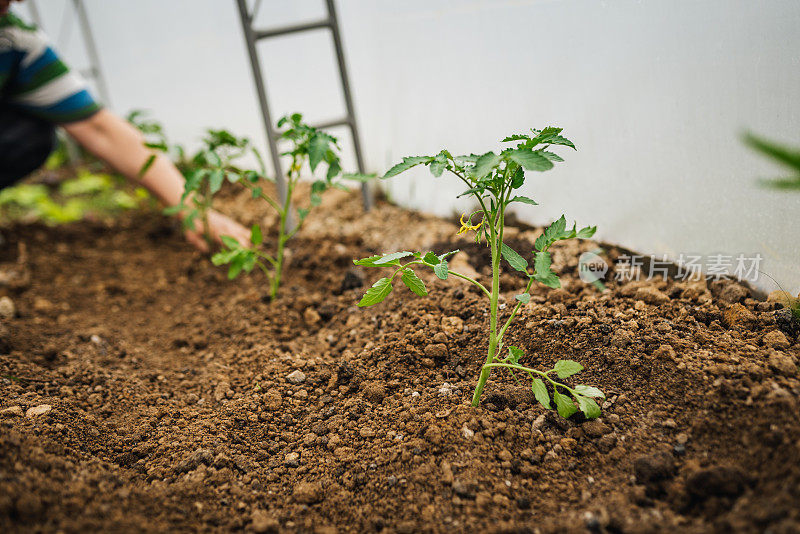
<box><xmin>63</xmin><ymin>109</ymin><xmax>250</xmax><ymax>252</ymax></box>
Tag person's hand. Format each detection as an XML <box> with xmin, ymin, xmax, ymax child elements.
<box><xmin>185</xmin><ymin>209</ymin><xmax>251</xmax><ymax>253</ymax></box>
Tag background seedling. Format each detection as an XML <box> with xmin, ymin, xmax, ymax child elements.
<box><xmin>212</xmin><ymin>113</ymin><xmax>371</xmax><ymax>299</ymax></box>
<box><xmin>743</xmin><ymin>132</ymin><xmax>800</xmax><ymax>191</ymax></box>
<box><xmin>355</xmin><ymin>128</ymin><xmax>604</xmax><ymax>418</ymax></box>
<box><xmin>162</xmin><ymin>129</ymin><xmax>261</xmax><ymax>245</ymax></box>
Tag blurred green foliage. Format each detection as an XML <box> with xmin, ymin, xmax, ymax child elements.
<box><xmin>0</xmin><ymin>167</ymin><xmax>149</xmax><ymax>225</ymax></box>
<box><xmin>744</xmin><ymin>132</ymin><xmax>800</xmax><ymax>191</ymax></box>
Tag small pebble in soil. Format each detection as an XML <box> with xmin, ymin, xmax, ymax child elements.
<box><xmin>25</xmin><ymin>404</ymin><xmax>51</xmax><ymax>418</ymax></box>
<box><xmin>582</xmin><ymin>419</ymin><xmax>610</xmax><ymax>438</ymax></box>
<box><xmin>635</xmin><ymin>286</ymin><xmax>670</xmax><ymax>305</ymax></box>
<box><xmin>293</xmin><ymin>481</ymin><xmax>324</xmax><ymax>504</ymax></box>
<box><xmin>768</xmin><ymin>351</ymin><xmax>797</xmax><ymax>376</ymax></box>
<box><xmin>763</xmin><ymin>330</ymin><xmax>790</xmax><ymax>350</ymax></box>
<box><xmin>286</xmin><ymin>370</ymin><xmax>307</xmax><ymax>384</ymax></box>
<box><xmin>438</xmin><ymin>383</ymin><xmax>454</xmax><ymax>396</ymax></box>
<box><xmin>1</xmin><ymin>405</ymin><xmax>23</xmax><ymax>417</ymax></box>
<box><xmin>284</xmin><ymin>452</ymin><xmax>300</xmax><ymax>467</ymax></box>
<box><xmin>0</xmin><ymin>296</ymin><xmax>15</xmax><ymax>319</ymax></box>
<box><xmin>250</xmin><ymin>509</ymin><xmax>279</xmax><ymax>534</ymax></box>
<box><xmin>424</xmin><ymin>343</ymin><xmax>447</xmax><ymax>360</ymax></box>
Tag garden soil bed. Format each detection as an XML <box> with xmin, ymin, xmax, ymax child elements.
<box><xmin>1</xmin><ymin>186</ymin><xmax>799</xmax><ymax>533</ymax></box>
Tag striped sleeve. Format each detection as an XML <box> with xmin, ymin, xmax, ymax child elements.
<box><xmin>1</xmin><ymin>13</ymin><xmax>101</xmax><ymax>123</ymax></box>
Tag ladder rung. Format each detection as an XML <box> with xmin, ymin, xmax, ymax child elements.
<box><xmin>269</xmin><ymin>118</ymin><xmax>351</xmax><ymax>140</ymax></box>
<box><xmin>313</xmin><ymin>117</ymin><xmax>352</xmax><ymax>130</ymax></box>
<box><xmin>255</xmin><ymin>18</ymin><xmax>332</xmax><ymax>40</ymax></box>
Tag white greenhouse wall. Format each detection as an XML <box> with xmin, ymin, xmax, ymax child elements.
<box><xmin>17</xmin><ymin>0</ymin><xmax>800</xmax><ymax>293</ymax></box>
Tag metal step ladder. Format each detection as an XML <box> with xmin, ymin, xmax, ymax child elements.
<box><xmin>235</xmin><ymin>0</ymin><xmax>372</xmax><ymax>212</ymax></box>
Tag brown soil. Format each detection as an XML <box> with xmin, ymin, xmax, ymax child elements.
<box><xmin>1</xmin><ymin>185</ymin><xmax>799</xmax><ymax>533</ymax></box>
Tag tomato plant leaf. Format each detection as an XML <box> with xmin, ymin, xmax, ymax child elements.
<box><xmin>250</xmin><ymin>224</ymin><xmax>263</xmax><ymax>246</ymax></box>
<box><xmin>374</xmin><ymin>251</ymin><xmax>413</xmax><ymax>265</ymax></box>
<box><xmin>554</xmin><ymin>359</ymin><xmax>583</xmax><ymax>379</ymax></box>
<box><xmin>401</xmin><ymin>269</ymin><xmax>427</xmax><ymax>297</ymax></box>
<box><xmin>515</xmin><ymin>292</ymin><xmax>531</xmax><ymax>304</ymax></box>
<box><xmin>506</xmin><ymin>149</ymin><xmax>554</xmax><ymax>172</ymax></box>
<box><xmin>358</xmin><ymin>277</ymin><xmax>393</xmax><ymax>307</ymax></box>
<box><xmin>553</xmin><ymin>390</ymin><xmax>578</xmax><ymax>418</ymax></box>
<box><xmin>383</xmin><ymin>156</ymin><xmax>433</xmax><ymax>178</ymax></box>
<box><xmin>501</xmin><ymin>243</ymin><xmax>528</xmax><ymax>272</ymax></box>
<box><xmin>433</xmin><ymin>261</ymin><xmax>449</xmax><ymax>280</ymax></box>
<box><xmin>573</xmin><ymin>385</ymin><xmax>605</xmax><ymax>398</ymax></box>
<box><xmin>509</xmin><ymin>195</ymin><xmax>538</xmax><ymax>206</ymax></box>
<box><xmin>532</xmin><ymin>379</ymin><xmax>551</xmax><ymax>409</ymax></box>
<box><xmin>470</xmin><ymin>151</ymin><xmax>502</xmax><ymax>180</ymax></box>
<box><xmin>575</xmin><ymin>395</ymin><xmax>601</xmax><ymax>419</ymax></box>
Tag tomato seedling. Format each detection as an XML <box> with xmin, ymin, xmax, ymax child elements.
<box><xmin>355</xmin><ymin>128</ymin><xmax>604</xmax><ymax>418</ymax></box>
<box><xmin>212</xmin><ymin>113</ymin><xmax>370</xmax><ymax>299</ymax></box>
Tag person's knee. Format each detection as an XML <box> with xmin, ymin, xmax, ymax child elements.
<box><xmin>0</xmin><ymin>107</ymin><xmax>57</xmax><ymax>188</ymax></box>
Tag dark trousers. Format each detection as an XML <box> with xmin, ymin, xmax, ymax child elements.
<box><xmin>0</xmin><ymin>105</ymin><xmax>57</xmax><ymax>189</ymax></box>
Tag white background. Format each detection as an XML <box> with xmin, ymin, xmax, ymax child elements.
<box><xmin>18</xmin><ymin>0</ymin><xmax>800</xmax><ymax>293</ymax></box>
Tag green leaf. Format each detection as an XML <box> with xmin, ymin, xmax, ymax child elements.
<box><xmin>228</xmin><ymin>256</ymin><xmax>245</xmax><ymax>279</ymax></box>
<box><xmin>162</xmin><ymin>204</ymin><xmax>183</xmax><ymax>216</ymax></box>
<box><xmin>515</xmin><ymin>293</ymin><xmax>531</xmax><ymax>304</ymax></box>
<box><xmin>744</xmin><ymin>133</ymin><xmax>800</xmax><ymax>171</ymax></box>
<box><xmin>510</xmin><ymin>166</ymin><xmax>525</xmax><ymax>188</ymax></box>
<box><xmin>575</xmin><ymin>395</ymin><xmax>601</xmax><ymax>419</ymax></box>
<box><xmin>250</xmin><ymin>224</ymin><xmax>263</xmax><ymax>246</ymax></box>
<box><xmin>429</xmin><ymin>158</ymin><xmax>446</xmax><ymax>177</ymax></box>
<box><xmin>205</xmin><ymin>150</ymin><xmax>222</xmax><ymax>168</ymax></box>
<box><xmin>534</xmin><ymin>273</ymin><xmax>561</xmax><ymax>289</ymax></box>
<box><xmin>209</xmin><ymin>169</ymin><xmax>225</xmax><ymax>194</ymax></box>
<box><xmin>531</xmin><ymin>379</ymin><xmax>551</xmax><ymax>409</ymax></box>
<box><xmin>358</xmin><ymin>277</ymin><xmax>393</xmax><ymax>307</ymax></box>
<box><xmin>326</xmin><ymin>158</ymin><xmax>342</xmax><ymax>181</ymax></box>
<box><xmin>541</xmin><ymin>151</ymin><xmax>564</xmax><ymax>162</ymax></box>
<box><xmin>547</xmin><ymin>135</ymin><xmax>576</xmax><ymax>150</ymax></box>
<box><xmin>383</xmin><ymin>156</ymin><xmax>433</xmax><ymax>178</ymax></box>
<box><xmin>438</xmin><ymin>250</ymin><xmax>459</xmax><ymax>261</ymax></box>
<box><xmin>401</xmin><ymin>269</ymin><xmax>427</xmax><ymax>297</ymax></box>
<box><xmin>533</xmin><ymin>251</ymin><xmax>552</xmax><ymax>276</ymax></box>
<box><xmin>506</xmin><ymin>149</ymin><xmax>554</xmax><ymax>172</ymax></box>
<box><xmin>251</xmin><ymin>186</ymin><xmax>262</xmax><ymax>199</ymax></box>
<box><xmin>532</xmin><ymin>252</ymin><xmax>559</xmax><ymax>288</ymax></box>
<box><xmin>138</xmin><ymin>154</ymin><xmax>156</xmax><ymax>178</ymax></box>
<box><xmin>554</xmin><ymin>390</ymin><xmax>578</xmax><ymax>418</ymax></box>
<box><xmin>501</xmin><ymin>243</ymin><xmax>528</xmax><ymax>272</ymax></box>
<box><xmin>220</xmin><ymin>235</ymin><xmax>241</xmax><ymax>249</ymax></box>
<box><xmin>554</xmin><ymin>359</ymin><xmax>583</xmax><ymax>379</ymax></box>
<box><xmin>422</xmin><ymin>251</ymin><xmax>440</xmax><ymax>265</ymax></box>
<box><xmin>502</xmin><ymin>134</ymin><xmax>529</xmax><ymax>143</ymax></box>
<box><xmin>573</xmin><ymin>385</ymin><xmax>605</xmax><ymax>398</ymax></box>
<box><xmin>470</xmin><ymin>152</ymin><xmax>501</xmax><ymax>180</ymax></box>
<box><xmin>353</xmin><ymin>255</ymin><xmax>382</xmax><ymax>266</ymax></box>
<box><xmin>456</xmin><ymin>186</ymin><xmax>486</xmax><ymax>198</ymax></box>
<box><xmin>576</xmin><ymin>225</ymin><xmax>597</xmax><ymax>239</ymax></box>
<box><xmin>308</xmin><ymin>134</ymin><xmax>329</xmax><ymax>171</ymax></box>
<box><xmin>509</xmin><ymin>195</ymin><xmax>538</xmax><ymax>206</ymax></box>
<box><xmin>211</xmin><ymin>249</ymin><xmax>237</xmax><ymax>265</ymax></box>
<box><xmin>374</xmin><ymin>251</ymin><xmax>413</xmax><ymax>265</ymax></box>
<box><xmin>433</xmin><ymin>261</ymin><xmax>449</xmax><ymax>280</ymax></box>
<box><xmin>534</xmin><ymin>215</ymin><xmax>569</xmax><ymax>251</ymax></box>
<box><xmin>508</xmin><ymin>346</ymin><xmax>524</xmax><ymax>364</ymax></box>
